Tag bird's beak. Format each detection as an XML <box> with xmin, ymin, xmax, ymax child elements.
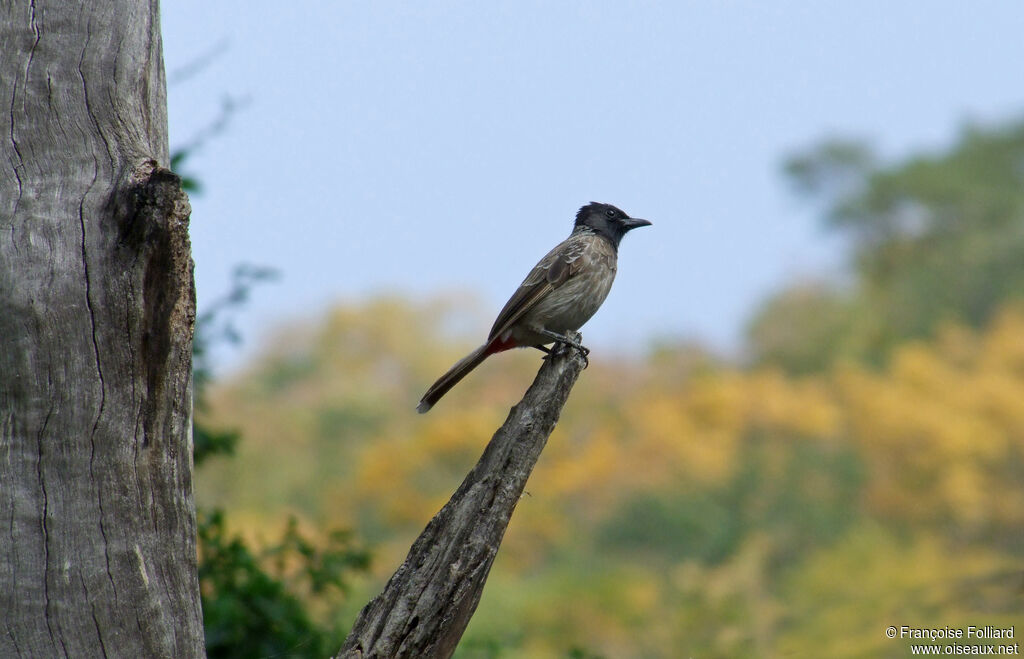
<box><xmin>623</xmin><ymin>218</ymin><xmax>652</xmax><ymax>231</ymax></box>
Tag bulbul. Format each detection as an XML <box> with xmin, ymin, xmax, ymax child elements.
<box><xmin>417</xmin><ymin>202</ymin><xmax>651</xmax><ymax>413</ymax></box>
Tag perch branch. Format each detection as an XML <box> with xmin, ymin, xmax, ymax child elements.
<box><xmin>337</xmin><ymin>335</ymin><xmax>588</xmax><ymax>658</ymax></box>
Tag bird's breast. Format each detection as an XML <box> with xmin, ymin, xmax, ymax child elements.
<box><xmin>524</xmin><ymin>237</ymin><xmax>618</xmax><ymax>334</ymax></box>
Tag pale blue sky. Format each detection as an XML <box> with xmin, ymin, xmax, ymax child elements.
<box><xmin>161</xmin><ymin>2</ymin><xmax>1024</xmax><ymax>371</ymax></box>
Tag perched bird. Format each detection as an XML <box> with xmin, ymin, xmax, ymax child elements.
<box><xmin>417</xmin><ymin>202</ymin><xmax>651</xmax><ymax>413</ymax></box>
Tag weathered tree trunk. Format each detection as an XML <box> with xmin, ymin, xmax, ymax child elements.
<box><xmin>1</xmin><ymin>2</ymin><xmax>204</xmax><ymax>656</ymax></box>
<box><xmin>338</xmin><ymin>342</ymin><xmax>587</xmax><ymax>659</ymax></box>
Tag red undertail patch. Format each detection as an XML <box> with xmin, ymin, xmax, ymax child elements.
<box><xmin>485</xmin><ymin>336</ymin><xmax>518</xmax><ymax>355</ymax></box>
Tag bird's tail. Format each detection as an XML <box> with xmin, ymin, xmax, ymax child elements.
<box><xmin>417</xmin><ymin>339</ymin><xmax>511</xmax><ymax>413</ymax></box>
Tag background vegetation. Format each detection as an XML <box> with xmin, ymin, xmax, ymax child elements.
<box><xmin>193</xmin><ymin>118</ymin><xmax>1024</xmax><ymax>657</ymax></box>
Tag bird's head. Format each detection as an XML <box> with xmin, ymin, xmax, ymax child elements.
<box><xmin>574</xmin><ymin>202</ymin><xmax>652</xmax><ymax>248</ymax></box>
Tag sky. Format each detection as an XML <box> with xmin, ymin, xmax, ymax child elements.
<box><xmin>160</xmin><ymin>2</ymin><xmax>1024</xmax><ymax>372</ymax></box>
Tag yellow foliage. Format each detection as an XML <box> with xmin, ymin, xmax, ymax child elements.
<box><xmin>837</xmin><ymin>313</ymin><xmax>1024</xmax><ymax>530</ymax></box>
<box><xmin>778</xmin><ymin>523</ymin><xmax>1020</xmax><ymax>659</ymax></box>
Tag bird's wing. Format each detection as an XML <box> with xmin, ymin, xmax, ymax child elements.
<box><xmin>487</xmin><ymin>235</ymin><xmax>588</xmax><ymax>342</ymax></box>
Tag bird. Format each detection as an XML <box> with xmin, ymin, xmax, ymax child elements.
<box><xmin>417</xmin><ymin>201</ymin><xmax>651</xmax><ymax>413</ymax></box>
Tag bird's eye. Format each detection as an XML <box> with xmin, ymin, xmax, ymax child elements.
<box><xmin>605</xmin><ymin>208</ymin><xmax>616</xmax><ymax>218</ymax></box>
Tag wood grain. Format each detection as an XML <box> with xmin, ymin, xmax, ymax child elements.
<box><xmin>1</xmin><ymin>2</ymin><xmax>204</xmax><ymax>656</ymax></box>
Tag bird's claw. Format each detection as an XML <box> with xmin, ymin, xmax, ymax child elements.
<box><xmin>538</xmin><ymin>330</ymin><xmax>589</xmax><ymax>368</ymax></box>
<box><xmin>552</xmin><ymin>338</ymin><xmax>589</xmax><ymax>368</ymax></box>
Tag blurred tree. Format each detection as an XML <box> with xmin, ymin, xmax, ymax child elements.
<box><xmin>196</xmin><ymin>295</ymin><xmax>1024</xmax><ymax>657</ymax></box>
<box><xmin>749</xmin><ymin>119</ymin><xmax>1024</xmax><ymax>371</ymax></box>
<box><xmin>598</xmin><ymin>430</ymin><xmax>863</xmax><ymax>566</ymax></box>
<box><xmin>745</xmin><ymin>283</ymin><xmax>862</xmax><ymax>374</ymax></box>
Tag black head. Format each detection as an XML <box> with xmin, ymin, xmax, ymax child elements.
<box><xmin>574</xmin><ymin>202</ymin><xmax>652</xmax><ymax>248</ymax></box>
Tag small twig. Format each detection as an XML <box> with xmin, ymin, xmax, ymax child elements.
<box><xmin>168</xmin><ymin>38</ymin><xmax>231</xmax><ymax>86</ymax></box>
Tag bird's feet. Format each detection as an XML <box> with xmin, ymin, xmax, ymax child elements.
<box><xmin>538</xmin><ymin>330</ymin><xmax>590</xmax><ymax>368</ymax></box>
<box><xmin>571</xmin><ymin>342</ymin><xmax>591</xmax><ymax>369</ymax></box>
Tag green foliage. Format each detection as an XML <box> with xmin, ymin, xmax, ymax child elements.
<box><xmin>316</xmin><ymin>402</ymin><xmax>387</xmax><ymax>441</ymax></box>
<box><xmin>751</xmin><ymin>118</ymin><xmax>1024</xmax><ymax>371</ymax></box>
<box><xmin>600</xmin><ymin>491</ymin><xmax>741</xmax><ymax>564</ymax></box>
<box><xmin>599</xmin><ymin>434</ymin><xmax>863</xmax><ymax>566</ymax></box>
<box><xmin>193</xmin><ymin>422</ymin><xmax>241</xmax><ymax>468</ymax></box>
<box><xmin>266</xmin><ymin>517</ymin><xmax>372</xmax><ymax>597</ymax></box>
<box><xmin>261</xmin><ymin>354</ymin><xmax>318</xmax><ymax>394</ymax></box>
<box><xmin>198</xmin><ymin>510</ymin><xmax>370</xmax><ymax>659</ymax></box>
<box><xmin>452</xmin><ymin>635</ymin><xmax>513</xmax><ymax>659</ymax></box>
<box><xmin>170</xmin><ymin>149</ymin><xmax>203</xmax><ymax>194</ymax></box>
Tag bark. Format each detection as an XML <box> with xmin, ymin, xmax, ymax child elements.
<box><xmin>1</xmin><ymin>2</ymin><xmax>204</xmax><ymax>657</ymax></box>
<box><xmin>338</xmin><ymin>341</ymin><xmax>587</xmax><ymax>659</ymax></box>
